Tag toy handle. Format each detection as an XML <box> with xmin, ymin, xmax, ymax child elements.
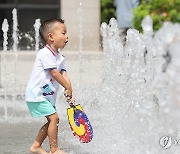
<box><xmin>69</xmin><ymin>102</ymin><xmax>75</xmax><ymax>107</ymax></box>
<box><xmin>69</xmin><ymin>103</ymin><xmax>78</xmax><ymax>114</ymax></box>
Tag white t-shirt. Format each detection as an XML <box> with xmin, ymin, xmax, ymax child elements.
<box><xmin>25</xmin><ymin>45</ymin><xmax>66</xmax><ymax>106</ymax></box>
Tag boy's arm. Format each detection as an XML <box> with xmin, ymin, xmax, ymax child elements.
<box><xmin>60</xmin><ymin>70</ymin><xmax>71</xmax><ymax>86</ymax></box>
<box><xmin>60</xmin><ymin>70</ymin><xmax>75</xmax><ymax>104</ymax></box>
<box><xmin>49</xmin><ymin>69</ymin><xmax>72</xmax><ymax>97</ymax></box>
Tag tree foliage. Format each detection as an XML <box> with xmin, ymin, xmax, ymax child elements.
<box><xmin>133</xmin><ymin>0</ymin><xmax>180</xmax><ymax>32</ymax></box>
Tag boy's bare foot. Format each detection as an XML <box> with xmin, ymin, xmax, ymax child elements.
<box><xmin>30</xmin><ymin>146</ymin><xmax>48</xmax><ymax>154</ymax></box>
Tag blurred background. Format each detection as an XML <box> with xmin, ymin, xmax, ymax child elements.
<box><xmin>0</xmin><ymin>0</ymin><xmax>100</xmax><ymax>51</ymax></box>
<box><xmin>0</xmin><ymin>0</ymin><xmax>179</xmax><ymax>51</ymax></box>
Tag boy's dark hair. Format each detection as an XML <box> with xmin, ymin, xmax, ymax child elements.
<box><xmin>39</xmin><ymin>18</ymin><xmax>64</xmax><ymax>43</ymax></box>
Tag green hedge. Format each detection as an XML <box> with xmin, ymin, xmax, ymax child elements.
<box><xmin>101</xmin><ymin>0</ymin><xmax>116</xmax><ymax>23</ymax></box>
<box><xmin>133</xmin><ymin>0</ymin><xmax>180</xmax><ymax>32</ymax></box>
<box><xmin>100</xmin><ymin>0</ymin><xmax>180</xmax><ymax>32</ymax></box>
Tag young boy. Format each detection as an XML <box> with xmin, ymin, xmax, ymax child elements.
<box><xmin>25</xmin><ymin>19</ymin><xmax>73</xmax><ymax>154</ymax></box>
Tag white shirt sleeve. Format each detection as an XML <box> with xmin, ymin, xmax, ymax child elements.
<box><xmin>60</xmin><ymin>58</ymin><xmax>67</xmax><ymax>71</ymax></box>
<box><xmin>40</xmin><ymin>51</ymin><xmax>57</xmax><ymax>70</ymax></box>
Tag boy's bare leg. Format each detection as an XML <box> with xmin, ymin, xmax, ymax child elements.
<box><xmin>46</xmin><ymin>113</ymin><xmax>65</xmax><ymax>154</ymax></box>
<box><xmin>30</xmin><ymin>122</ymin><xmax>49</xmax><ymax>154</ymax></box>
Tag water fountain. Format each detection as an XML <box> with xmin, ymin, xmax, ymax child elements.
<box><xmin>1</xmin><ymin>19</ymin><xmax>9</xmax><ymax>120</ymax></box>
<box><xmin>33</xmin><ymin>19</ymin><xmax>41</xmax><ymax>51</ymax></box>
<box><xmin>77</xmin><ymin>2</ymin><xmax>84</xmax><ymax>87</ymax></box>
<box><xmin>72</xmin><ymin>17</ymin><xmax>180</xmax><ymax>154</ymax></box>
<box><xmin>0</xmin><ymin>8</ymin><xmax>41</xmax><ymax>122</ymax></box>
<box><xmin>0</xmin><ymin>7</ymin><xmax>180</xmax><ymax>154</ymax></box>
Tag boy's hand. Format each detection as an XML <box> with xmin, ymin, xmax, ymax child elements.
<box><xmin>64</xmin><ymin>90</ymin><xmax>75</xmax><ymax>106</ymax></box>
<box><xmin>69</xmin><ymin>92</ymin><xmax>75</xmax><ymax>107</ymax></box>
<box><xmin>64</xmin><ymin>89</ymin><xmax>72</xmax><ymax>102</ymax></box>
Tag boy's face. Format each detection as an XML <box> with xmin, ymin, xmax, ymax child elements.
<box><xmin>47</xmin><ymin>22</ymin><xmax>68</xmax><ymax>50</ymax></box>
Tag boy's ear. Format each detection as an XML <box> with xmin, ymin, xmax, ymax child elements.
<box><xmin>47</xmin><ymin>33</ymin><xmax>54</xmax><ymax>41</ymax></box>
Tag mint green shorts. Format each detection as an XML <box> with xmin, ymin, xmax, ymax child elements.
<box><xmin>26</xmin><ymin>101</ymin><xmax>56</xmax><ymax>117</ymax></box>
